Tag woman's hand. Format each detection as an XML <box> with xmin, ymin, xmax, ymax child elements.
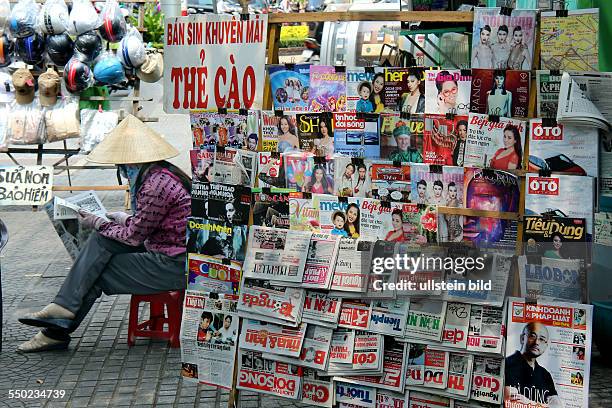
<box><xmin>107</xmin><ymin>211</ymin><xmax>130</xmax><ymax>226</ymax></box>
<box><xmin>77</xmin><ymin>210</ymin><xmax>105</xmax><ymax>230</ymax></box>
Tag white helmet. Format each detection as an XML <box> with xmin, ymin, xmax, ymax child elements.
<box><xmin>118</xmin><ymin>33</ymin><xmax>146</xmax><ymax>68</ymax></box>
<box><xmin>68</xmin><ymin>0</ymin><xmax>101</xmax><ymax>35</ymax></box>
<box><xmin>38</xmin><ymin>0</ymin><xmax>70</xmax><ymax>35</ymax></box>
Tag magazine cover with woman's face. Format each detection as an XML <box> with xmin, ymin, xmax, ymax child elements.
<box><xmin>424</xmin><ymin>70</ymin><xmax>472</xmax><ymax>115</ymax></box>
<box><xmin>470</xmin><ymin>69</ymin><xmax>530</xmax><ymax>118</ymax></box>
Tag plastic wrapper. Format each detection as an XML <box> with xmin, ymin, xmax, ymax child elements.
<box><xmin>0</xmin><ymin>0</ymin><xmax>10</xmax><ymax>35</ymax></box>
<box><xmin>118</xmin><ymin>26</ymin><xmax>146</xmax><ymax>68</ymax></box>
<box><xmin>38</xmin><ymin>0</ymin><xmax>70</xmax><ymax>35</ymax></box>
<box><xmin>9</xmin><ymin>0</ymin><xmax>39</xmax><ymax>38</ymax></box>
<box><xmin>79</xmin><ymin>108</ymin><xmax>118</xmax><ymax>153</ymax></box>
<box><xmin>93</xmin><ymin>51</ymin><xmax>126</xmax><ymax>85</ymax></box>
<box><xmin>99</xmin><ymin>0</ymin><xmax>127</xmax><ymax>43</ymax></box>
<box><xmin>63</xmin><ymin>57</ymin><xmax>94</xmax><ymax>94</ymax></box>
<box><xmin>74</xmin><ymin>30</ymin><xmax>102</xmax><ymax>62</ymax></box>
<box><xmin>45</xmin><ymin>97</ymin><xmax>80</xmax><ymax>142</ymax></box>
<box><xmin>6</xmin><ymin>100</ymin><xmax>46</xmax><ymax>145</ymax></box>
<box><xmin>68</xmin><ymin>0</ymin><xmax>101</xmax><ymax>35</ymax></box>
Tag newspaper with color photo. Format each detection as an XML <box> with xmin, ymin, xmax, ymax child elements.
<box><xmin>237</xmin><ymin>349</ymin><xmax>303</xmax><ymax>399</ymax></box>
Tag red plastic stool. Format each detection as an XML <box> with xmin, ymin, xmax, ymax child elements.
<box><xmin>127</xmin><ymin>290</ymin><xmax>184</xmax><ymax>348</ymax></box>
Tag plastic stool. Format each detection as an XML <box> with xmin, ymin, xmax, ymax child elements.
<box><xmin>127</xmin><ymin>291</ymin><xmax>184</xmax><ymax>348</ymax></box>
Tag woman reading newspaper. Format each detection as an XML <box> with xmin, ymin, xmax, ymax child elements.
<box><xmin>17</xmin><ymin>115</ymin><xmax>192</xmax><ymax>352</ymax></box>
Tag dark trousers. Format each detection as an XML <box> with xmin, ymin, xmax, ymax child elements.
<box><xmin>44</xmin><ymin>231</ymin><xmax>186</xmax><ymax>341</ymax></box>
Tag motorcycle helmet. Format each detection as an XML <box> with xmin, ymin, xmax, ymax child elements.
<box><xmin>63</xmin><ymin>57</ymin><xmax>92</xmax><ymax>93</ymax></box>
<box><xmin>74</xmin><ymin>31</ymin><xmax>102</xmax><ymax>62</ymax></box>
<box><xmin>15</xmin><ymin>33</ymin><xmax>45</xmax><ymax>65</ymax></box>
<box><xmin>46</xmin><ymin>33</ymin><xmax>74</xmax><ymax>66</ymax></box>
<box><xmin>0</xmin><ymin>33</ymin><xmax>13</xmax><ymax>67</ymax></box>
<box><xmin>39</xmin><ymin>2</ymin><xmax>70</xmax><ymax>35</ymax></box>
<box><xmin>68</xmin><ymin>0</ymin><xmax>100</xmax><ymax>35</ymax></box>
<box><xmin>99</xmin><ymin>4</ymin><xmax>126</xmax><ymax>43</ymax></box>
<box><xmin>118</xmin><ymin>33</ymin><xmax>146</xmax><ymax>68</ymax></box>
<box><xmin>93</xmin><ymin>54</ymin><xmax>125</xmax><ymax>85</ymax></box>
<box><xmin>9</xmin><ymin>1</ymin><xmax>38</xmax><ymax>38</ymax></box>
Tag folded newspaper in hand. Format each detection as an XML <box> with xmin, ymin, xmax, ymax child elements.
<box><xmin>557</xmin><ymin>72</ymin><xmax>612</xmax><ymax>130</ymax></box>
<box><xmin>53</xmin><ymin>191</ymin><xmax>108</xmax><ymax>221</ymax></box>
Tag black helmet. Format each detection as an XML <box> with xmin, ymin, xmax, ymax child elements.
<box><xmin>0</xmin><ymin>34</ymin><xmax>13</xmax><ymax>68</ymax></box>
<box><xmin>74</xmin><ymin>31</ymin><xmax>102</xmax><ymax>62</ymax></box>
<box><xmin>15</xmin><ymin>34</ymin><xmax>45</xmax><ymax>66</ymax></box>
<box><xmin>63</xmin><ymin>57</ymin><xmax>92</xmax><ymax>93</ymax></box>
<box><xmin>46</xmin><ymin>33</ymin><xmax>74</xmax><ymax>66</ymax></box>
<box><xmin>99</xmin><ymin>4</ymin><xmax>126</xmax><ymax>43</ymax></box>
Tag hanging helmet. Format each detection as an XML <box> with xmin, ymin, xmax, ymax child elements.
<box><xmin>15</xmin><ymin>33</ymin><xmax>45</xmax><ymax>66</ymax></box>
<box><xmin>93</xmin><ymin>55</ymin><xmax>125</xmax><ymax>85</ymax></box>
<box><xmin>99</xmin><ymin>4</ymin><xmax>126</xmax><ymax>43</ymax></box>
<box><xmin>118</xmin><ymin>33</ymin><xmax>146</xmax><ymax>68</ymax></box>
<box><xmin>74</xmin><ymin>31</ymin><xmax>102</xmax><ymax>62</ymax></box>
<box><xmin>68</xmin><ymin>0</ymin><xmax>101</xmax><ymax>35</ymax></box>
<box><xmin>46</xmin><ymin>33</ymin><xmax>74</xmax><ymax>66</ymax></box>
<box><xmin>0</xmin><ymin>33</ymin><xmax>13</xmax><ymax>68</ymax></box>
<box><xmin>9</xmin><ymin>3</ymin><xmax>38</xmax><ymax>38</ymax></box>
<box><xmin>63</xmin><ymin>57</ymin><xmax>92</xmax><ymax>93</ymax></box>
<box><xmin>39</xmin><ymin>3</ymin><xmax>70</xmax><ymax>35</ymax></box>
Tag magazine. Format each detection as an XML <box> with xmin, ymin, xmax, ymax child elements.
<box><xmin>268</xmin><ymin>64</ymin><xmax>311</xmax><ymax>112</ymax></box>
<box><xmin>302</xmin><ymin>232</ymin><xmax>340</xmax><ymax>289</ymax></box>
<box><xmin>199</xmin><ymin>183</ymin><xmax>251</xmax><ymax>226</ymax></box>
<box><xmin>380</xmin><ymin>114</ymin><xmax>424</xmax><ymax>163</ymax></box>
<box><xmin>180</xmin><ymin>291</ymin><xmax>239</xmax><ymax>389</ymax></box>
<box><xmin>471</xmin><ymin>7</ymin><xmax>537</xmax><ymax>70</ymax></box>
<box><xmin>186</xmin><ymin>254</ymin><xmax>241</xmax><ymax>297</ymax></box>
<box><xmin>297</xmin><ymin>112</ymin><xmax>335</xmax><ymax>156</ymax></box>
<box><xmin>256</xmin><ymin>152</ymin><xmax>285</xmax><ymax>189</ymax></box>
<box><xmin>383</xmin><ymin>67</ymin><xmax>426</xmax><ymax>113</ymax></box>
<box><xmin>189</xmin><ymin>110</ymin><xmax>259</xmax><ymax>151</ymax></box>
<box><xmin>261</xmin><ymin>111</ymin><xmax>299</xmax><ymax>153</ymax></box>
<box><xmin>359</xmin><ymin>198</ymin><xmax>395</xmax><ymax>241</ymax></box>
<box><xmin>308</xmin><ymin>65</ymin><xmax>346</xmax><ymax>112</ymax></box>
<box><xmin>346</xmin><ymin>67</ymin><xmax>386</xmax><ymax>113</ymax></box>
<box><xmin>504</xmin><ymin>298</ymin><xmax>592</xmax><ymax>408</ymax></box>
<box><xmin>536</xmin><ymin>70</ymin><xmax>563</xmax><ymax>118</ymax></box>
<box><xmin>400</xmin><ymin>203</ymin><xmax>439</xmax><ymax>244</ymax></box>
<box><xmin>186</xmin><ymin>217</ymin><xmax>247</xmax><ymax>262</ymax></box>
<box><xmin>601</xmin><ymin>131</ymin><xmax>612</xmax><ymax>200</ymax></box>
<box><xmin>594</xmin><ymin>212</ymin><xmax>612</xmax><ymax>246</ymax></box>
<box><xmin>289</xmin><ymin>192</ymin><xmax>321</xmax><ymax>231</ymax></box>
<box><xmin>410</xmin><ymin>164</ymin><xmax>464</xmax><ymax>207</ymax></box>
<box><xmin>522</xmin><ymin>215</ymin><xmax>587</xmax><ymax>261</ymax></box>
<box><xmin>528</xmin><ymin>119</ymin><xmax>598</xmax><ymax>177</ymax></box>
<box><xmin>316</xmin><ymin>195</ymin><xmax>363</xmax><ymax>237</ymax></box>
<box><xmin>464</xmin><ymin>114</ymin><xmax>526</xmax><ymax>170</ymax></box>
<box><xmin>53</xmin><ymin>191</ymin><xmax>107</xmax><ymax>221</ymax></box>
<box><xmin>334</xmin><ymin>157</ymin><xmax>372</xmax><ymax>197</ymax></box>
<box><xmin>466</xmin><ymin>304</ymin><xmax>506</xmax><ymax>355</ymax></box>
<box><xmin>368</xmin><ymin>160</ymin><xmax>411</xmax><ymax>202</ymax></box>
<box><xmin>302</xmin><ymin>291</ymin><xmax>342</xmax><ymax>328</ymax></box>
<box><xmin>190</xmin><ymin>182</ymin><xmax>209</xmax><ymax>218</ymax></box>
<box><xmin>424</xmin><ymin>69</ymin><xmax>471</xmax><ymax>116</ymax></box>
<box><xmin>471</xmin><ymin>355</ymin><xmax>504</xmax><ymax>405</ymax></box>
<box><xmin>238</xmin><ymin>278</ymin><xmax>305</xmax><ymax>326</ymax></box>
<box><xmin>212</xmin><ymin>147</ymin><xmax>257</xmax><ymax>188</ymax></box>
<box><xmin>242</xmin><ymin>226</ymin><xmax>310</xmax><ymax>284</ymax></box>
<box><xmin>190</xmin><ymin>148</ymin><xmax>214</xmax><ymax>183</ymax></box>
<box><xmin>252</xmin><ymin>188</ymin><xmax>291</xmax><ymax>229</ymax></box>
<box><xmin>239</xmin><ymin>319</ymin><xmax>306</xmax><ymax>358</ymax></box>
<box><xmin>406</xmin><ymin>342</ymin><xmax>427</xmax><ymax>386</ymax></box>
<box><xmin>540</xmin><ymin>8</ymin><xmax>599</xmax><ymax>71</ymax></box>
<box><xmin>524</xmin><ymin>173</ymin><xmax>595</xmax><ymax>238</ymax></box>
<box><xmin>470</xmin><ymin>69</ymin><xmax>530</xmax><ymax>118</ymax></box>
<box><xmin>236</xmin><ymin>349</ymin><xmax>303</xmax><ymax>399</ymax></box>
<box><xmin>556</xmin><ymin>71</ymin><xmax>612</xmax><ymax>130</ymax></box>
<box><xmin>333</xmin><ymin>112</ymin><xmax>381</xmax><ymax>158</ymax></box>
<box><xmin>284</xmin><ymin>151</ymin><xmax>333</xmax><ymax>193</ymax></box>
<box><xmin>404</xmin><ymin>299</ymin><xmax>447</xmax><ymax>343</ymax></box>
<box><xmin>423</xmin><ymin>114</ymin><xmax>470</xmax><ymax>166</ymax></box>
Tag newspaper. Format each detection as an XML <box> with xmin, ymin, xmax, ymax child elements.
<box><xmin>368</xmin><ymin>299</ymin><xmax>410</xmax><ymax>338</ymax></box>
<box><xmin>239</xmin><ymin>319</ymin><xmax>306</xmax><ymax>358</ymax></box>
<box><xmin>405</xmin><ymin>391</ymin><xmax>452</xmax><ymax>408</ymax></box>
<box><xmin>403</xmin><ymin>299</ymin><xmax>447</xmax><ymax>343</ymax></box>
<box><xmin>302</xmin><ymin>291</ymin><xmax>342</xmax><ymax>328</ymax></box>
<box><xmin>504</xmin><ymin>298</ymin><xmax>592</xmax><ymax>408</ymax></box>
<box><xmin>536</xmin><ymin>70</ymin><xmax>563</xmax><ymax>118</ymax></box>
<box><xmin>186</xmin><ymin>254</ymin><xmax>242</xmax><ymax>297</ymax></box>
<box><xmin>328</xmin><ymin>329</ymin><xmax>356</xmax><ymax>366</ymax></box>
<box><xmin>53</xmin><ymin>191</ymin><xmax>107</xmax><ymax>221</ymax></box>
<box><xmin>338</xmin><ymin>301</ymin><xmax>372</xmax><ymax>331</ymax></box>
<box><xmin>471</xmin><ymin>355</ymin><xmax>504</xmax><ymax>405</ymax></box>
<box><xmin>330</xmin><ymin>239</ymin><xmax>373</xmax><ymax>295</ymax></box>
<box><xmin>238</xmin><ymin>278</ymin><xmax>305</xmax><ymax>326</ymax></box>
<box><xmin>602</xmin><ymin>131</ymin><xmax>612</xmax><ymax>199</ymax></box>
<box><xmin>179</xmin><ymin>291</ymin><xmax>239</xmax><ymax>389</ymax></box>
<box><xmin>466</xmin><ymin>304</ymin><xmax>506</xmax><ymax>355</ymax></box>
<box><xmin>518</xmin><ymin>255</ymin><xmax>584</xmax><ymax>303</ymax></box>
<box><xmin>441</xmin><ymin>302</ymin><xmax>471</xmax><ymax>349</ymax></box>
<box><xmin>212</xmin><ymin>147</ymin><xmax>257</xmax><ymax>187</ymax></box>
<box><xmin>302</xmin><ymin>232</ymin><xmax>340</xmax><ymax>289</ymax></box>
<box><xmin>595</xmin><ymin>212</ymin><xmax>612</xmax><ymax>246</ymax></box>
<box><xmin>556</xmin><ymin>71</ymin><xmax>612</xmax><ymax>130</ymax></box>
<box><xmin>327</xmin><ymin>332</ymin><xmax>384</xmax><ymax>376</ymax></box>
<box><xmin>336</xmin><ymin>382</ymin><xmax>377</xmax><ymax>408</ymax></box>
<box><xmin>405</xmin><ymin>342</ymin><xmax>427</xmax><ymax>387</ymax></box>
<box><xmin>44</xmin><ymin>201</ymin><xmax>95</xmax><ymax>261</ymax></box>
<box><xmin>301</xmin><ymin>369</ymin><xmax>334</xmax><ymax>407</ymax></box>
<box><xmin>243</xmin><ymin>226</ymin><xmax>310</xmax><ymax>284</ymax></box>
<box><xmin>446</xmin><ymin>352</ymin><xmax>474</xmax><ymax>399</ymax></box>
<box><xmin>274</xmin><ymin>325</ymin><xmax>334</xmax><ymax>371</ymax></box>
<box><xmin>236</xmin><ymin>349</ymin><xmax>303</xmax><ymax>399</ymax></box>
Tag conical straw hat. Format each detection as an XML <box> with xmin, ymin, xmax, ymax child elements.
<box><xmin>87</xmin><ymin>115</ymin><xmax>179</xmax><ymax>164</ymax></box>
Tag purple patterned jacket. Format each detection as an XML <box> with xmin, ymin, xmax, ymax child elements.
<box><xmin>98</xmin><ymin>165</ymin><xmax>191</xmax><ymax>257</ymax></box>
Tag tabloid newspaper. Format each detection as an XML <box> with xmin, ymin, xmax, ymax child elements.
<box><xmin>423</xmin><ymin>114</ymin><xmax>470</xmax><ymax>166</ymax></box>
<box><xmin>464</xmin><ymin>113</ymin><xmax>527</xmax><ymax>171</ymax></box>
<box><xmin>334</xmin><ymin>157</ymin><xmax>372</xmax><ymax>198</ymax></box>
<box><xmin>447</xmin><ymin>352</ymin><xmax>474</xmax><ymax>399</ymax></box>
<box><xmin>186</xmin><ymin>217</ymin><xmax>247</xmax><ymax>262</ymax></box>
<box><xmin>237</xmin><ymin>278</ymin><xmax>305</xmax><ymax>326</ymax></box>
<box><xmin>336</xmin><ymin>381</ymin><xmax>377</xmax><ymax>408</ymax></box>
<box><xmin>261</xmin><ymin>111</ymin><xmax>298</xmax><ymax>153</ymax></box>
<box><xmin>186</xmin><ymin>254</ymin><xmax>241</xmax><ymax>297</ymax></box>
<box><xmin>242</xmin><ymin>226</ymin><xmax>310</xmax><ymax>284</ymax></box>
<box><xmin>504</xmin><ymin>298</ymin><xmax>592</xmax><ymax>408</ymax></box>
<box><xmin>528</xmin><ymin>119</ymin><xmax>598</xmax><ymax>177</ymax></box>
<box><xmin>53</xmin><ymin>191</ymin><xmax>107</xmax><ymax>221</ymax></box>
<box><xmin>338</xmin><ymin>301</ymin><xmax>372</xmax><ymax>331</ymax></box>
<box><xmin>424</xmin><ymin>69</ymin><xmax>471</xmax><ymax>116</ymax></box>
<box><xmin>180</xmin><ymin>291</ymin><xmax>239</xmax><ymax>389</ymax></box>
<box><xmin>239</xmin><ymin>319</ymin><xmax>306</xmax><ymax>357</ymax></box>
<box><xmin>466</xmin><ymin>304</ymin><xmax>506</xmax><ymax>355</ymax></box>
<box><xmin>368</xmin><ymin>160</ymin><xmax>412</xmax><ymax>202</ymax></box>
<box><xmin>236</xmin><ymin>349</ymin><xmax>303</xmax><ymax>399</ymax></box>
<box><xmin>301</xmin><ymin>369</ymin><xmax>334</xmax><ymax>407</ymax></box>
<box><xmin>524</xmin><ymin>173</ymin><xmax>595</xmax><ymax>238</ymax></box>
<box><xmin>346</xmin><ymin>67</ymin><xmax>385</xmax><ymax>113</ymax></box>
<box><xmin>470</xmin><ymin>69</ymin><xmax>530</xmax><ymax>118</ymax></box>
<box><xmin>422</xmin><ymin>347</ymin><xmax>449</xmax><ymax>390</ymax></box>
<box><xmin>329</xmin><ymin>329</ymin><xmax>356</xmax><ymax>366</ymax></box>
<box><xmin>471</xmin><ymin>8</ymin><xmax>537</xmax><ymax>70</ymax></box>
<box><xmin>268</xmin><ymin>63</ymin><xmax>311</xmax><ymax>112</ymax></box>
<box><xmin>536</xmin><ymin>70</ymin><xmax>563</xmax><ymax>119</ymax></box>
<box><xmin>338</xmin><ymin>338</ymin><xmax>408</xmax><ymax>393</ymax></box>
<box><xmin>252</xmin><ymin>189</ymin><xmax>291</xmax><ymax>229</ymax></box>
<box><xmin>308</xmin><ymin>65</ymin><xmax>346</xmax><ymax>112</ymax></box>
<box><xmin>302</xmin><ymin>232</ymin><xmax>340</xmax><ymax>289</ymax></box>
<box><xmin>395</xmin><ymin>245</ymin><xmax>446</xmax><ymax>297</ymax></box>
<box><xmin>403</xmin><ymin>299</ymin><xmax>448</xmax><ymax>343</ymax></box>
<box><xmin>471</xmin><ymin>355</ymin><xmax>504</xmax><ymax>405</ymax></box>
<box><xmin>328</xmin><ymin>332</ymin><xmax>384</xmax><ymax>376</ymax></box>
<box><xmin>333</xmin><ymin>112</ymin><xmax>381</xmax><ymax>158</ymax></box>
<box><xmin>289</xmin><ymin>192</ymin><xmax>320</xmax><ymax>231</ymax></box>
<box><xmin>518</xmin><ymin>255</ymin><xmax>584</xmax><ymax>303</ymax></box>
<box><xmin>406</xmin><ymin>342</ymin><xmax>427</xmax><ymax>387</ymax></box>
<box><xmin>302</xmin><ymin>291</ymin><xmax>342</xmax><ymax>328</ymax></box>
<box><xmin>556</xmin><ymin>71</ymin><xmax>612</xmax><ymax>130</ymax></box>
<box><xmin>212</xmin><ymin>147</ymin><xmax>257</xmax><ymax>187</ymax></box>
<box><xmin>330</xmin><ymin>239</ymin><xmax>373</xmax><ymax>295</ymax></box>
<box><xmin>273</xmin><ymin>325</ymin><xmax>334</xmax><ymax>371</ymax></box>
<box><xmin>405</xmin><ymin>391</ymin><xmax>452</xmax><ymax>408</ymax></box>
<box><xmin>442</xmin><ymin>302</ymin><xmax>472</xmax><ymax>349</ymax></box>
<box><xmin>363</xmin><ymin>240</ymin><xmax>398</xmax><ymax>300</ymax></box>
<box><xmin>369</xmin><ymin>299</ymin><xmax>410</xmax><ymax>337</ymax></box>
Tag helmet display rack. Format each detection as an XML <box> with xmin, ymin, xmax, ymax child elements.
<box><xmin>3</xmin><ymin>0</ymin><xmax>158</xmax><ymax>207</ymax></box>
